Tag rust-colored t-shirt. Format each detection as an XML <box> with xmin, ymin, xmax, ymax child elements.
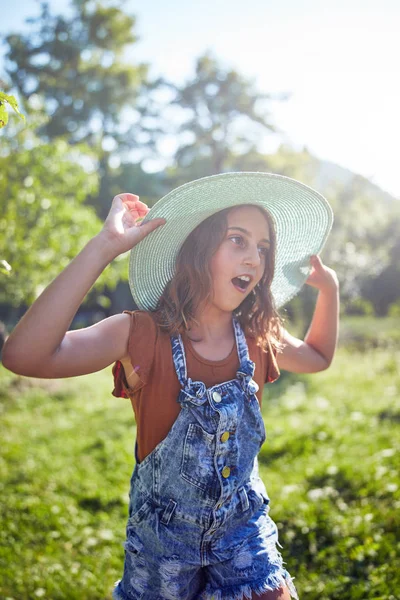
<box><xmin>112</xmin><ymin>311</ymin><xmax>280</xmax><ymax>462</ymax></box>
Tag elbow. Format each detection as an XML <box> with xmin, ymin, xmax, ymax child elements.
<box><xmin>308</xmin><ymin>344</ymin><xmax>334</xmax><ymax>372</ymax></box>
<box><xmin>2</xmin><ymin>339</ymin><xmax>37</xmax><ymax>377</ymax></box>
<box><xmin>2</xmin><ymin>340</ymin><xmax>24</xmax><ymax>374</ymax></box>
<box><xmin>303</xmin><ymin>354</ymin><xmax>333</xmax><ymax>373</ymax></box>
<box><xmin>316</xmin><ymin>356</ymin><xmax>333</xmax><ymax>372</ymax></box>
<box><xmin>2</xmin><ymin>340</ymin><xmax>56</xmax><ymax>378</ymax></box>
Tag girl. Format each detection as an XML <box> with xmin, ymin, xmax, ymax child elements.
<box><xmin>3</xmin><ymin>172</ymin><xmax>339</xmax><ymax>600</ymax></box>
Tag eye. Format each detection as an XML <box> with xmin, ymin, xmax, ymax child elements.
<box><xmin>229</xmin><ymin>235</ymin><xmax>245</xmax><ymax>247</ymax></box>
<box><xmin>258</xmin><ymin>246</ymin><xmax>269</xmax><ymax>257</ymax></box>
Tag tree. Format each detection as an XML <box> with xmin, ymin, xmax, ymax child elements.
<box><xmin>2</xmin><ymin>0</ymin><xmax>159</xmax><ymax>217</ymax></box>
<box><xmin>170</xmin><ymin>53</ymin><xmax>288</xmax><ymax>175</ymax></box>
<box><xmin>359</xmin><ymin>215</ymin><xmax>400</xmax><ymax>316</ymax></box>
<box><xmin>0</xmin><ymin>111</ymin><xmax>126</xmax><ymax>315</ymax></box>
<box><xmin>4</xmin><ymin>0</ymin><xmax>145</xmax><ymax>146</ymax></box>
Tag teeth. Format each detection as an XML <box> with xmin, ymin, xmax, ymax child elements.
<box><xmin>238</xmin><ymin>275</ymin><xmax>251</xmax><ymax>282</ymax></box>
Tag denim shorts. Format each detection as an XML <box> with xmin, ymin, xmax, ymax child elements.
<box><xmin>112</xmin><ymin>488</ymin><xmax>298</xmax><ymax>600</ymax></box>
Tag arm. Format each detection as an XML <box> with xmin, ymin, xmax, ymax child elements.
<box><xmin>2</xmin><ymin>194</ymin><xmax>165</xmax><ymax>378</ymax></box>
<box><xmin>276</xmin><ymin>255</ymin><xmax>339</xmax><ymax>373</ymax></box>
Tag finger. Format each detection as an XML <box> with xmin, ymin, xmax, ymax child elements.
<box><xmin>112</xmin><ymin>194</ymin><xmax>142</xmax><ymax>215</ymax></box>
<box><xmin>123</xmin><ymin>198</ymin><xmax>147</xmax><ymax>210</ymax></box>
<box><xmin>310</xmin><ymin>255</ymin><xmax>323</xmax><ymax>269</ymax></box>
<box><xmin>134</xmin><ymin>202</ymin><xmax>150</xmax><ymax>218</ymax></box>
<box><xmin>111</xmin><ymin>195</ymin><xmax>124</xmax><ymax>209</ymax></box>
<box><xmin>136</xmin><ymin>218</ymin><xmax>166</xmax><ymax>239</ymax></box>
<box><xmin>123</xmin><ymin>199</ymin><xmax>149</xmax><ymax>218</ymax></box>
<box><xmin>115</xmin><ymin>193</ymin><xmax>140</xmax><ymax>203</ymax></box>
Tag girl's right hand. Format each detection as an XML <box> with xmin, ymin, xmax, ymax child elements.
<box><xmin>99</xmin><ymin>193</ymin><xmax>166</xmax><ymax>259</ymax></box>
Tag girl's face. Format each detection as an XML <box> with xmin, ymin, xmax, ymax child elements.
<box><xmin>209</xmin><ymin>205</ymin><xmax>271</xmax><ymax>314</ymax></box>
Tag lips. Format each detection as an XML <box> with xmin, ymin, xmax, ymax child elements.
<box><xmin>231</xmin><ymin>274</ymin><xmax>253</xmax><ymax>292</ymax></box>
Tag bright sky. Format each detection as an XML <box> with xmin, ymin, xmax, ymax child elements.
<box><xmin>1</xmin><ymin>0</ymin><xmax>399</xmax><ymax>198</ymax></box>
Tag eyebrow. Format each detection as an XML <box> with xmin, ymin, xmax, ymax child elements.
<box><xmin>227</xmin><ymin>226</ymin><xmax>271</xmax><ymax>245</ymax></box>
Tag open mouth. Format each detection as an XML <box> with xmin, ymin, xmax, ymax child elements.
<box><xmin>231</xmin><ymin>275</ymin><xmax>252</xmax><ymax>292</ymax></box>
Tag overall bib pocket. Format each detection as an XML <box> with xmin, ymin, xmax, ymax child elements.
<box><xmin>181</xmin><ymin>423</ymin><xmax>216</xmax><ymax>491</ymax></box>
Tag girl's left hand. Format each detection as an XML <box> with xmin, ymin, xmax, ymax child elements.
<box><xmin>305</xmin><ymin>255</ymin><xmax>339</xmax><ymax>293</ymax></box>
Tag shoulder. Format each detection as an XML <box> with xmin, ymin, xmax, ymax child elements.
<box><xmin>245</xmin><ymin>333</ymin><xmax>276</xmax><ymax>358</ymax></box>
<box><xmin>122</xmin><ymin>310</ymin><xmax>159</xmax><ymax>342</ymax></box>
<box><xmin>114</xmin><ymin>311</ymin><xmax>158</xmax><ymax>395</ymax></box>
<box><xmin>123</xmin><ymin>309</ymin><xmax>157</xmax><ymax>326</ymax></box>
<box><xmin>246</xmin><ymin>334</ymin><xmax>280</xmax><ymax>384</ymax></box>
<box><xmin>120</xmin><ymin>310</ymin><xmax>171</xmax><ymax>387</ymax></box>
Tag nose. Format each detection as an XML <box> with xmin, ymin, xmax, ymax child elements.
<box><xmin>243</xmin><ymin>243</ymin><xmax>261</xmax><ymax>268</ymax></box>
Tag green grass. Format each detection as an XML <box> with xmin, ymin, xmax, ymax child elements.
<box><xmin>0</xmin><ymin>345</ymin><xmax>399</xmax><ymax>599</ymax></box>
<box><xmin>259</xmin><ymin>348</ymin><xmax>400</xmax><ymax>599</ymax></box>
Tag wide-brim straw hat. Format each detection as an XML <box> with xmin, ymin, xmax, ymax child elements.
<box><xmin>129</xmin><ymin>172</ymin><xmax>333</xmax><ymax>310</ymax></box>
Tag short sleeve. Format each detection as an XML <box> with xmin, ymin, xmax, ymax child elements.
<box><xmin>112</xmin><ymin>310</ymin><xmax>157</xmax><ymax>398</ymax></box>
<box><xmin>112</xmin><ymin>360</ymin><xmax>129</xmax><ymax>398</ymax></box>
<box><xmin>265</xmin><ymin>340</ymin><xmax>280</xmax><ymax>384</ymax></box>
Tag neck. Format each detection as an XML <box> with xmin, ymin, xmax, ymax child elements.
<box><xmin>187</xmin><ymin>306</ymin><xmax>234</xmax><ymax>343</ymax></box>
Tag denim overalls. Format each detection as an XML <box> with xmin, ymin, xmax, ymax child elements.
<box><xmin>113</xmin><ymin>319</ymin><xmax>298</xmax><ymax>600</ymax></box>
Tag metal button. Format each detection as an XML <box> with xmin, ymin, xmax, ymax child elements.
<box><xmin>220</xmin><ymin>431</ymin><xmax>230</xmax><ymax>443</ymax></box>
<box><xmin>249</xmin><ymin>380</ymin><xmax>259</xmax><ymax>394</ymax></box>
<box><xmin>221</xmin><ymin>466</ymin><xmax>231</xmax><ymax>478</ymax></box>
<box><xmin>212</xmin><ymin>391</ymin><xmax>222</xmax><ymax>403</ymax></box>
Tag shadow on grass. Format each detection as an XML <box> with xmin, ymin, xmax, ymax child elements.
<box><xmin>78</xmin><ymin>496</ymin><xmax>125</xmax><ymax>512</ymax></box>
<box><xmin>307</xmin><ymin>469</ymin><xmax>359</xmax><ymax>503</ymax></box>
<box><xmin>259</xmin><ymin>430</ymin><xmax>335</xmax><ymax>465</ymax></box>
<box><xmin>378</xmin><ymin>409</ymin><xmax>400</xmax><ymax>423</ymax></box>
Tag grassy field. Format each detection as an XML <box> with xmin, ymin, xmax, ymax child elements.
<box><xmin>1</xmin><ymin>339</ymin><xmax>399</xmax><ymax>599</ymax></box>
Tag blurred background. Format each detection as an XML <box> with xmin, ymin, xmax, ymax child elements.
<box><xmin>0</xmin><ymin>1</ymin><xmax>399</xmax><ymax>599</ymax></box>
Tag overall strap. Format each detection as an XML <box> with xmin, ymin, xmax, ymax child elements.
<box><xmin>233</xmin><ymin>319</ymin><xmax>258</xmax><ymax>394</ymax></box>
<box><xmin>233</xmin><ymin>318</ymin><xmax>252</xmax><ymax>368</ymax></box>
<box><xmin>170</xmin><ymin>334</ymin><xmax>207</xmax><ymax>405</ymax></box>
<box><xmin>170</xmin><ymin>334</ymin><xmax>188</xmax><ymax>388</ymax></box>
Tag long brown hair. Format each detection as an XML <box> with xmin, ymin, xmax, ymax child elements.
<box><xmin>153</xmin><ymin>205</ymin><xmax>283</xmax><ymax>351</ymax></box>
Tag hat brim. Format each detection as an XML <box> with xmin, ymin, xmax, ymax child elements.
<box><xmin>129</xmin><ymin>172</ymin><xmax>333</xmax><ymax>310</ymax></box>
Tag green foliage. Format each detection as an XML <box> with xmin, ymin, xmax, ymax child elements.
<box><xmin>0</xmin><ymin>339</ymin><xmax>399</xmax><ymax>598</ymax></box>
<box><xmin>345</xmin><ymin>297</ymin><xmax>375</xmax><ymax>317</ymax></box>
<box><xmin>3</xmin><ymin>0</ymin><xmax>153</xmax><ymax>219</ymax></box>
<box><xmin>0</xmin><ymin>114</ymin><xmax>126</xmax><ymax>308</ymax></box>
<box><xmin>4</xmin><ymin>0</ymin><xmax>146</xmax><ymax>149</ymax></box>
<box><xmin>0</xmin><ymin>90</ymin><xmax>25</xmax><ymax>128</ymax></box>
<box><xmin>388</xmin><ymin>301</ymin><xmax>400</xmax><ymax>318</ymax></box>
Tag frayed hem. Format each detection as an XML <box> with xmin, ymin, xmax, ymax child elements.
<box><xmin>112</xmin><ymin>581</ymin><xmax>128</xmax><ymax>600</ymax></box>
<box><xmin>201</xmin><ymin>568</ymin><xmax>299</xmax><ymax>600</ymax></box>
<box><xmin>282</xmin><ymin>569</ymin><xmax>299</xmax><ymax>600</ymax></box>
